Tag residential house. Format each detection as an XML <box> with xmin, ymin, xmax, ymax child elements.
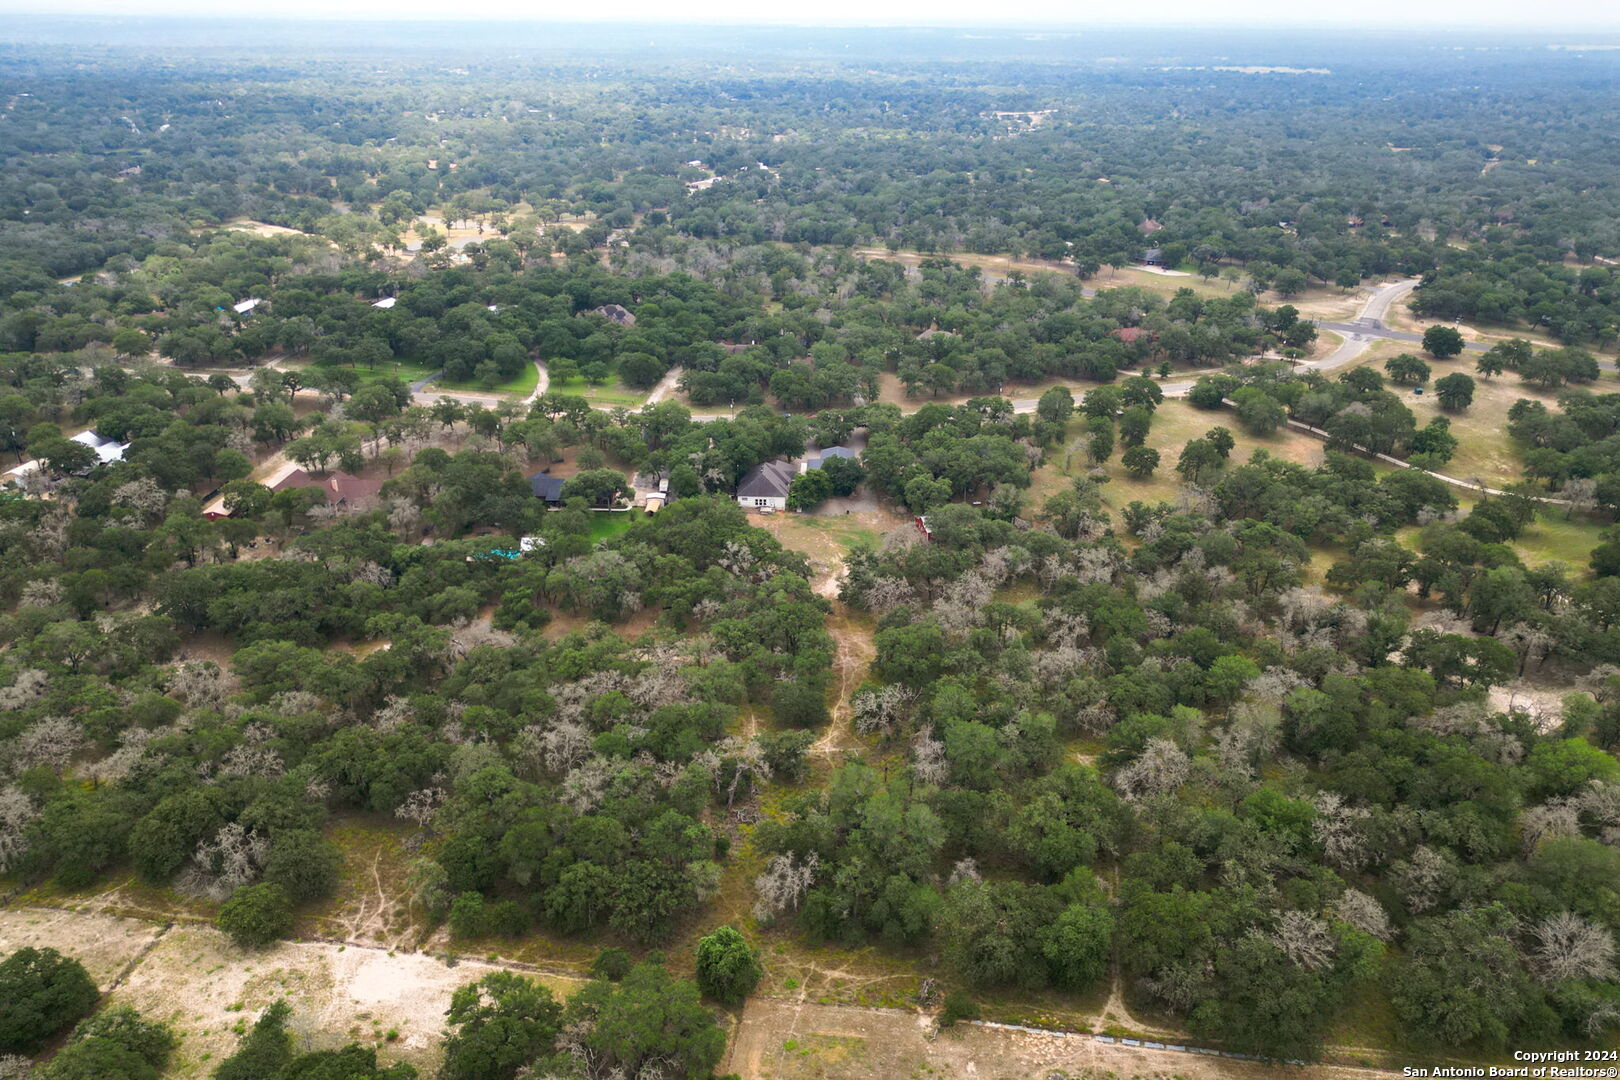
<box><xmin>735</xmin><ymin>460</ymin><xmax>794</xmax><ymax>511</ymax></box>
<box><xmin>527</xmin><ymin>473</ymin><xmax>567</xmax><ymax>505</ymax></box>
<box><xmin>590</xmin><ymin>303</ymin><xmax>636</xmax><ymax>327</ymax></box>
<box><xmin>806</xmin><ymin>446</ymin><xmax>858</xmax><ymax>470</ymax></box>
<box><xmin>271</xmin><ymin>469</ymin><xmax>383</xmax><ymax>508</ymax></box>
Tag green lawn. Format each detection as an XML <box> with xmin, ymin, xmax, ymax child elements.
<box><xmin>549</xmin><ymin>374</ymin><xmax>647</xmax><ymax>408</ymax></box>
<box><xmin>437</xmin><ymin>360</ymin><xmax>541</xmax><ymax>397</ymax></box>
<box><xmin>585</xmin><ymin>511</ymin><xmax>637</xmax><ymax>542</ymax></box>
<box><xmin>284</xmin><ymin>358</ymin><xmax>440</xmax><ymax>388</ymax></box>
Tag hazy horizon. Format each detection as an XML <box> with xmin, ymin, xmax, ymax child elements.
<box><xmin>0</xmin><ymin>2</ymin><xmax>1617</xmax><ymax>30</ymax></box>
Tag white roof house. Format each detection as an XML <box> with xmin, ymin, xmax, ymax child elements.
<box><xmin>95</xmin><ymin>442</ymin><xmax>130</xmax><ymax>464</ymax></box>
<box><xmin>232</xmin><ymin>298</ymin><xmax>263</xmax><ymax>315</ymax></box>
<box><xmin>70</xmin><ymin>430</ymin><xmax>105</xmax><ymax>448</ymax></box>
<box><xmin>372</xmin><ymin>297</ymin><xmax>397</xmax><ymax>309</ymax></box>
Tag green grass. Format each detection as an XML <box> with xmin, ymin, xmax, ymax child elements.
<box><xmin>585</xmin><ymin>512</ymin><xmax>637</xmax><ymax>542</ymax></box>
<box><xmin>549</xmin><ymin>374</ymin><xmax>647</xmax><ymax>408</ymax></box>
<box><xmin>437</xmin><ymin>361</ymin><xmax>541</xmax><ymax>397</ymax></box>
<box><xmin>286</xmin><ymin>358</ymin><xmax>440</xmax><ymax>388</ymax></box>
<box><xmin>1514</xmin><ymin>510</ymin><xmax>1605</xmax><ymax>569</ymax></box>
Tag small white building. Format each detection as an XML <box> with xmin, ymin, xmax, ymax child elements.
<box><xmin>371</xmin><ymin>297</ymin><xmax>397</xmax><ymax>309</ymax></box>
<box><xmin>232</xmin><ymin>298</ymin><xmax>263</xmax><ymax>315</ymax></box>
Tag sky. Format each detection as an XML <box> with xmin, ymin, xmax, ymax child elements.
<box><xmin>0</xmin><ymin>0</ymin><xmax>1616</xmax><ymax>29</ymax></box>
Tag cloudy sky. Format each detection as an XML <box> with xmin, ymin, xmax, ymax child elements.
<box><xmin>0</xmin><ymin>0</ymin><xmax>1615</xmax><ymax>28</ymax></box>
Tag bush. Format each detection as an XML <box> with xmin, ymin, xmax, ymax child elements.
<box><xmin>0</xmin><ymin>947</ymin><xmax>100</xmax><ymax>1054</ymax></box>
<box><xmin>263</xmin><ymin>829</ymin><xmax>341</xmax><ymax>904</ymax></box>
<box><xmin>940</xmin><ymin>989</ymin><xmax>980</xmax><ymax>1027</ymax></box>
<box><xmin>448</xmin><ymin>892</ymin><xmax>489</xmax><ymax>939</ymax></box>
<box><xmin>218</xmin><ymin>882</ymin><xmax>294</xmax><ymax>948</ymax></box>
<box><xmin>591</xmin><ymin>947</ymin><xmax>633</xmax><ymax>982</ymax></box>
<box><xmin>694</xmin><ymin>926</ymin><xmax>763</xmax><ymax>1005</ymax></box>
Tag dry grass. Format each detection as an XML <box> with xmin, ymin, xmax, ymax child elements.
<box><xmin>1028</xmin><ymin>399</ymin><xmax>1327</xmax><ymax>527</ymax></box>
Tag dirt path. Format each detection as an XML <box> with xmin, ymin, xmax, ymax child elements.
<box><xmin>644</xmin><ymin>364</ymin><xmax>684</xmax><ymax>405</ymax></box>
<box><xmin>3</xmin><ymin>902</ymin><xmax>1421</xmax><ymax>1080</ymax></box>
<box><xmin>813</xmin><ymin>607</ymin><xmax>875</xmax><ymax>757</ymax></box>
<box><xmin>723</xmin><ymin>997</ymin><xmax>1396</xmax><ymax>1080</ymax></box>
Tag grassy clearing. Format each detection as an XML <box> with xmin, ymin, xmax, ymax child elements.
<box><xmin>284</xmin><ymin>357</ymin><xmax>441</xmax><ymax>388</ymax></box>
<box><xmin>437</xmin><ymin>361</ymin><xmax>541</xmax><ymax>397</ymax></box>
<box><xmin>548</xmin><ymin>373</ymin><xmax>647</xmax><ymax>409</ymax></box>
<box><xmin>1345</xmin><ymin>343</ymin><xmax>1566</xmax><ymax>491</ymax></box>
<box><xmin>585</xmin><ymin>511</ymin><xmax>637</xmax><ymax>542</ymax></box>
<box><xmin>1028</xmin><ymin>399</ymin><xmax>1327</xmax><ymax>527</ymax></box>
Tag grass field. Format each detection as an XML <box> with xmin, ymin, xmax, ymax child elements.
<box><xmin>585</xmin><ymin>511</ymin><xmax>637</xmax><ymax>542</ymax></box>
<box><xmin>1027</xmin><ymin>398</ymin><xmax>1328</xmax><ymax>526</ymax></box>
<box><xmin>285</xmin><ymin>357</ymin><xmax>440</xmax><ymax>388</ymax></box>
<box><xmin>548</xmin><ymin>373</ymin><xmax>647</xmax><ymax>409</ymax></box>
<box><xmin>436</xmin><ymin>361</ymin><xmax>541</xmax><ymax>397</ymax></box>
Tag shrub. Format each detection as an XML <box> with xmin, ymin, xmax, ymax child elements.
<box><xmin>940</xmin><ymin>990</ymin><xmax>980</xmax><ymax>1027</ymax></box>
<box><xmin>694</xmin><ymin>926</ymin><xmax>763</xmax><ymax>1005</ymax></box>
<box><xmin>218</xmin><ymin>882</ymin><xmax>294</xmax><ymax>948</ymax></box>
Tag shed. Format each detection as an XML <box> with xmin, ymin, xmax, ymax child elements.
<box><xmin>232</xmin><ymin>298</ymin><xmax>263</xmax><ymax>315</ymax></box>
<box><xmin>372</xmin><ymin>297</ymin><xmax>397</xmax><ymax>309</ymax></box>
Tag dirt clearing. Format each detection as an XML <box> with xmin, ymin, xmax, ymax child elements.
<box><xmin>725</xmin><ymin>998</ymin><xmax>1391</xmax><ymax>1080</ymax></box>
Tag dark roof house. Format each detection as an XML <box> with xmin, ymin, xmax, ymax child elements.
<box><xmin>590</xmin><ymin>304</ymin><xmax>636</xmax><ymax>327</ymax></box>
<box><xmin>528</xmin><ymin>473</ymin><xmax>567</xmax><ymax>503</ymax></box>
<box><xmin>736</xmin><ymin>461</ymin><xmax>795</xmax><ymax>501</ymax></box>
<box><xmin>1141</xmin><ymin>248</ymin><xmax>1166</xmax><ymax>266</ymax></box>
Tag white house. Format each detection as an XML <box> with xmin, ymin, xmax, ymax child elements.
<box><xmin>735</xmin><ymin>460</ymin><xmax>794</xmax><ymax>511</ymax></box>
<box><xmin>371</xmin><ymin>297</ymin><xmax>397</xmax><ymax>309</ymax></box>
<box><xmin>232</xmin><ymin>298</ymin><xmax>263</xmax><ymax>315</ymax></box>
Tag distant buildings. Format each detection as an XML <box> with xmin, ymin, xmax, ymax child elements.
<box><xmin>232</xmin><ymin>298</ymin><xmax>263</xmax><ymax>315</ymax></box>
<box><xmin>371</xmin><ymin>297</ymin><xmax>397</xmax><ymax>309</ymax></box>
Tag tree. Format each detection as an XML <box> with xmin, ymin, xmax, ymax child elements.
<box><xmin>1434</xmin><ymin>372</ymin><xmax>1476</xmax><ymax>411</ymax></box>
<box><xmin>263</xmin><ymin>829</ymin><xmax>341</xmax><ymax>904</ymax></box>
<box><xmin>1122</xmin><ymin>444</ymin><xmax>1160</xmax><ymax>479</ymax></box>
<box><xmin>0</xmin><ymin>947</ymin><xmax>99</xmax><ymax>1054</ymax></box>
<box><xmin>1036</xmin><ymin>385</ymin><xmax>1073</xmax><ymax>424</ymax></box>
<box><xmin>440</xmin><ymin>972</ymin><xmax>561</xmax><ymax>1080</ymax></box>
<box><xmin>1231</xmin><ymin>387</ymin><xmax>1287</xmax><ymax>435</ymax></box>
<box><xmin>1385</xmin><ymin>353</ymin><xmax>1431</xmax><ymax>384</ymax></box>
<box><xmin>787</xmin><ymin>468</ymin><xmax>833</xmax><ymax>511</ymax></box>
<box><xmin>1480</xmin><ymin>338</ymin><xmax>1531</xmax><ymax>376</ymax></box>
<box><xmin>1042</xmin><ymin>902</ymin><xmax>1114</xmax><ymax>991</ymax></box>
<box><xmin>40</xmin><ymin>1007</ymin><xmax>176</xmax><ymax>1080</ymax></box>
<box><xmin>560</xmin><ymin>468</ymin><xmax>628</xmax><ymax>508</ymax></box>
<box><xmin>578</xmin><ymin>962</ymin><xmax>726</xmax><ymax>1080</ymax></box>
<box><xmin>1422</xmin><ymin>325</ymin><xmax>1466</xmax><ymax>359</ymax></box>
<box><xmin>1177</xmin><ymin>438</ymin><xmax>1222</xmax><ymax>484</ymax></box>
<box><xmin>695</xmin><ymin>925</ymin><xmax>763</xmax><ymax>1004</ymax></box>
<box><xmin>1389</xmin><ymin>905</ymin><xmax>1537</xmax><ymax>1048</ymax></box>
<box><xmin>218</xmin><ymin>882</ymin><xmax>294</xmax><ymax>948</ymax></box>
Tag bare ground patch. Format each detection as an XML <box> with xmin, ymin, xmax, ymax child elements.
<box><xmin>725</xmin><ymin>998</ymin><xmax>1393</xmax><ymax>1080</ymax></box>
